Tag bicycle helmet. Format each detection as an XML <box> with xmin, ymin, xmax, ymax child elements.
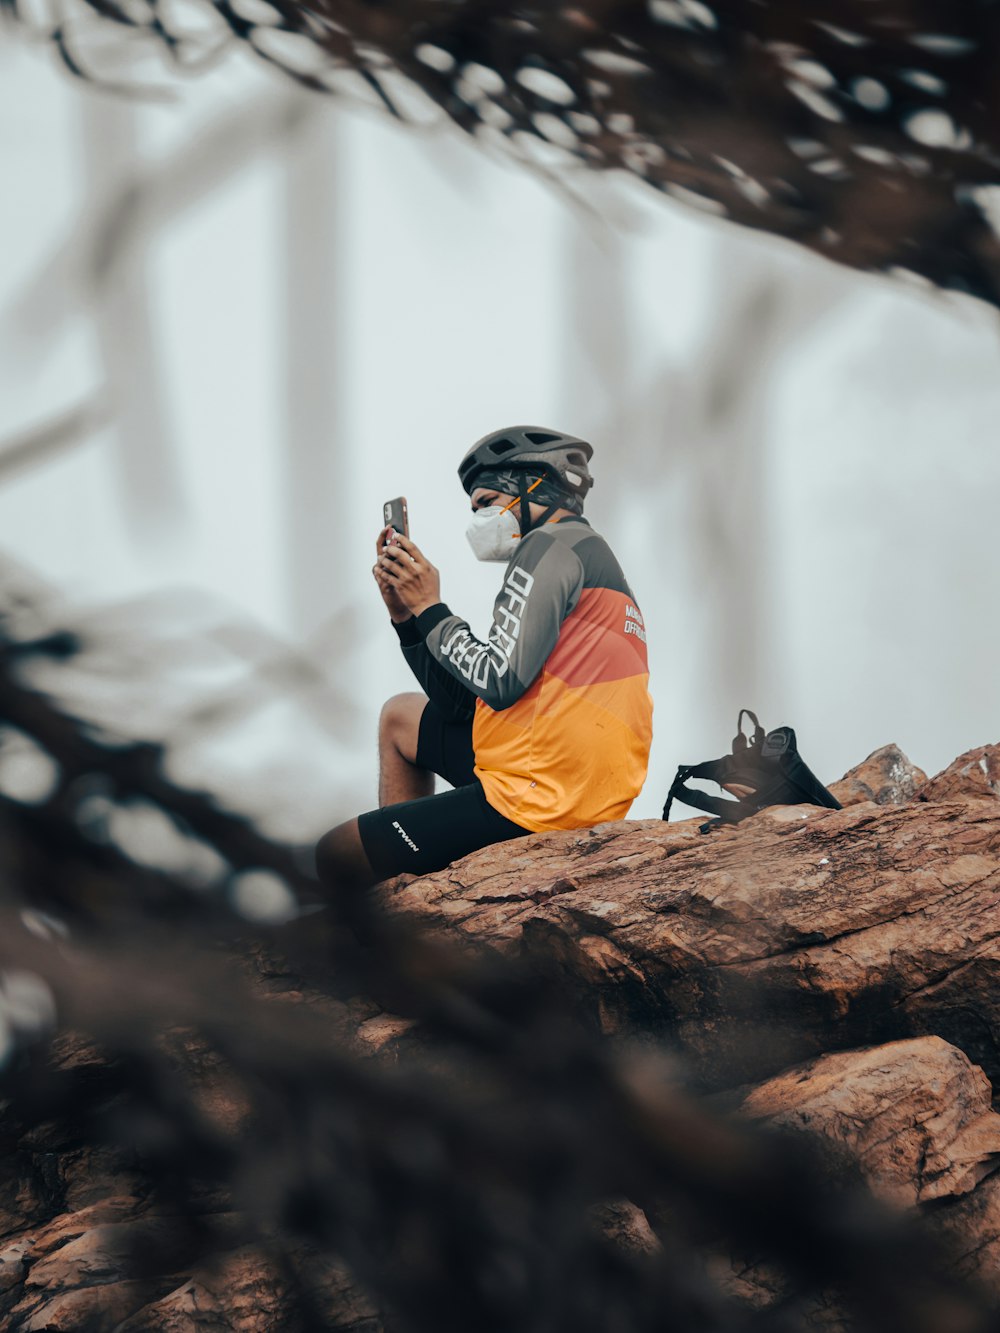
<box><xmin>458</xmin><ymin>426</ymin><xmax>594</xmax><ymax>505</ymax></box>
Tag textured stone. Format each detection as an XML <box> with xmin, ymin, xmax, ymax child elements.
<box><xmin>354</xmin><ymin>1014</ymin><xmax>419</xmax><ymax>1057</ymax></box>
<box><xmin>0</xmin><ymin>1239</ymin><xmax>30</xmax><ymax>1295</ymax></box>
<box><xmin>7</xmin><ymin>742</ymin><xmax>1000</xmax><ymax>1329</ymax></box>
<box><xmin>114</xmin><ymin>1250</ymin><xmax>380</xmax><ymax>1332</ymax></box>
<box><xmin>916</xmin><ymin>744</ymin><xmax>1000</xmax><ymax>804</ymax></box>
<box><xmin>14</xmin><ymin>1279</ymin><xmax>169</xmax><ymax>1332</ymax></box>
<box><xmin>24</xmin><ymin>1216</ymin><xmax>196</xmax><ymax>1293</ymax></box>
<box><xmin>934</xmin><ymin>1170</ymin><xmax>1000</xmax><ymax>1289</ymax></box>
<box><xmin>378</xmin><ymin>796</ymin><xmax>1000</xmax><ymax>1091</ymax></box>
<box><xmin>739</xmin><ymin>1037</ymin><xmax>1000</xmax><ymax>1207</ymax></box>
<box><xmin>591</xmin><ymin>1201</ymin><xmax>660</xmax><ymax>1257</ymax></box>
<box><xmin>828</xmin><ymin>744</ymin><xmax>927</xmax><ymax>808</ymax></box>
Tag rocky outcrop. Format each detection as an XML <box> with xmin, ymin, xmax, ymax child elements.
<box><xmin>372</xmin><ymin>740</ymin><xmax>1000</xmax><ymax>1303</ymax></box>
<box><xmin>739</xmin><ymin>1036</ymin><xmax>1000</xmax><ymax>1208</ymax></box>
<box><xmin>3</xmin><ymin>740</ymin><xmax>1000</xmax><ymax>1328</ymax></box>
<box><xmin>0</xmin><ymin>1027</ymin><xmax>381</xmax><ymax>1333</ymax></box>
<box><xmin>827</xmin><ymin>743</ymin><xmax>928</xmax><ymax>808</ymax></box>
<box><xmin>915</xmin><ymin>743</ymin><xmax>1000</xmax><ymax>804</ymax></box>
<box><xmin>378</xmin><ymin>744</ymin><xmax>1000</xmax><ymax>1092</ymax></box>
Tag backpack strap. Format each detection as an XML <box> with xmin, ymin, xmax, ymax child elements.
<box><xmin>662</xmin><ymin>758</ymin><xmax>751</xmax><ymax>827</ymax></box>
<box><xmin>734</xmin><ymin>709</ymin><xmax>765</xmax><ymax>755</ymax></box>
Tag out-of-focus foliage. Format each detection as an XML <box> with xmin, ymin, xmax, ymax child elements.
<box><xmin>8</xmin><ymin>0</ymin><xmax>1000</xmax><ymax>304</ymax></box>
<box><xmin>0</xmin><ymin>560</ymin><xmax>358</xmax><ymax>917</ymax></box>
<box><xmin>0</xmin><ymin>571</ymin><xmax>998</xmax><ymax>1331</ymax></box>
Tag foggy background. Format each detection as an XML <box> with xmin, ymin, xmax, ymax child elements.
<box><xmin>3</xmin><ymin>34</ymin><xmax>999</xmax><ymax>841</ymax></box>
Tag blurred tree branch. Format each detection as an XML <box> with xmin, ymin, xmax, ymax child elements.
<box><xmin>0</xmin><ymin>396</ymin><xmax>111</xmax><ymax>482</ymax></box>
<box><xmin>0</xmin><ymin>649</ymin><xmax>316</xmax><ymax>915</ymax></box>
<box><xmin>0</xmin><ymin>571</ymin><xmax>368</xmax><ymax>926</ymax></box>
<box><xmin>9</xmin><ymin>0</ymin><xmax>1000</xmax><ymax>305</ymax></box>
<box><xmin>6</xmin><ymin>88</ymin><xmax>311</xmax><ymax>344</ymax></box>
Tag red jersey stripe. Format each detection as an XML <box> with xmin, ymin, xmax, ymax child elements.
<box><xmin>543</xmin><ymin>587</ymin><xmax>648</xmax><ymax>687</ymax></box>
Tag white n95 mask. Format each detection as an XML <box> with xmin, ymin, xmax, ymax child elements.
<box><xmin>465</xmin><ymin>506</ymin><xmax>520</xmax><ymax>563</ymax></box>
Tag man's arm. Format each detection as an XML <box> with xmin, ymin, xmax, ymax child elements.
<box><xmin>391</xmin><ymin>617</ymin><xmax>477</xmax><ymax>722</ymax></box>
<box><xmin>376</xmin><ymin>525</ymin><xmax>482</xmax><ymax>725</ymax></box>
<box><xmin>372</xmin><ymin>525</ymin><xmax>477</xmax><ymax>723</ymax></box>
<box><xmin>409</xmin><ymin>531</ymin><xmax>584</xmax><ymax>711</ymax></box>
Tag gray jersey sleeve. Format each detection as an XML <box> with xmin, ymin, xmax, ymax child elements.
<box><xmin>412</xmin><ymin>531</ymin><xmax>585</xmax><ymax>711</ymax></box>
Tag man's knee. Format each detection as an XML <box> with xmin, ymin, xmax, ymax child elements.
<box><xmin>378</xmin><ymin>692</ymin><xmax>426</xmax><ymax>762</ymax></box>
<box><xmin>315</xmin><ymin>818</ymin><xmax>374</xmax><ymax>891</ymax></box>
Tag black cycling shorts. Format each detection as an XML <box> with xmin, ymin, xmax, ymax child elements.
<box><xmin>414</xmin><ymin>699</ymin><xmax>477</xmax><ymax>791</ymax></box>
<box><xmin>357</xmin><ymin>702</ymin><xmax>530</xmax><ymax>880</ymax></box>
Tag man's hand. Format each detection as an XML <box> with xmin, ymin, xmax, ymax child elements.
<box><xmin>373</xmin><ymin>527</ymin><xmax>413</xmax><ymax>623</ymax></box>
<box><xmin>377</xmin><ymin>533</ymin><xmax>442</xmax><ymax>618</ymax></box>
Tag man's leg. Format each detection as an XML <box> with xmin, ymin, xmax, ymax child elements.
<box><xmin>316</xmin><ymin>784</ymin><xmax>529</xmax><ymax>901</ymax></box>
<box><xmin>315</xmin><ymin>817</ymin><xmax>377</xmax><ymax>895</ymax></box>
<box><xmin>379</xmin><ymin>692</ymin><xmax>433</xmax><ymax>806</ymax></box>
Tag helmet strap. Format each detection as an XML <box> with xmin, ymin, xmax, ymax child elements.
<box><xmin>516</xmin><ymin>473</ymin><xmax>554</xmax><ymax>536</ymax></box>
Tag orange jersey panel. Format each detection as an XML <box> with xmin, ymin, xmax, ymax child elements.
<box><xmin>473</xmin><ymin>589</ymin><xmax>653</xmax><ymax>832</ymax></box>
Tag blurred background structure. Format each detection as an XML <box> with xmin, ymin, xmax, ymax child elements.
<box><xmin>1</xmin><ymin>2</ymin><xmax>1000</xmax><ymax>844</ymax></box>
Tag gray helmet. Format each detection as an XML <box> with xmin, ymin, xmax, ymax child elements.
<box><xmin>458</xmin><ymin>426</ymin><xmax>594</xmax><ymax>504</ymax></box>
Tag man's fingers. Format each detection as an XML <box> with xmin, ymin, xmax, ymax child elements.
<box><xmin>391</xmin><ymin>533</ymin><xmax>421</xmax><ymax>559</ymax></box>
<box><xmin>381</xmin><ymin>546</ymin><xmax>417</xmax><ymax>569</ymax></box>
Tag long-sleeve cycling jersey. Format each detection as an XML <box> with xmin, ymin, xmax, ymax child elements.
<box><xmin>398</xmin><ymin>516</ymin><xmax>652</xmax><ymax>833</ymax></box>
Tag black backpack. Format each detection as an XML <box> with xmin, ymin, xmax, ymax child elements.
<box><xmin>663</xmin><ymin>709</ymin><xmax>842</xmax><ymax>833</ymax></box>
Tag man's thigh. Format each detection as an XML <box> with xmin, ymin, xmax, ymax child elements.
<box><xmin>357</xmin><ymin>782</ymin><xmax>529</xmax><ymax>880</ymax></box>
<box><xmin>416</xmin><ymin>702</ymin><xmax>477</xmax><ymax>790</ymax></box>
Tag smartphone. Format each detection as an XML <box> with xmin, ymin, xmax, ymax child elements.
<box><xmin>383</xmin><ymin>496</ymin><xmax>409</xmax><ymax>544</ymax></box>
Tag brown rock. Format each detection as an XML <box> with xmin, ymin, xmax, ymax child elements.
<box><xmin>3</xmin><ymin>1215</ymin><xmax>378</xmax><ymax>1333</ymax></box>
<box><xmin>23</xmin><ymin>1217</ymin><xmax>196</xmax><ymax>1294</ymax></box>
<box><xmin>934</xmin><ymin>1170</ymin><xmax>1000</xmax><ymax>1293</ymax></box>
<box><xmin>739</xmin><ymin>1037</ymin><xmax>1000</xmax><ymax>1207</ymax></box>
<box><xmin>8</xmin><ymin>741</ymin><xmax>1000</xmax><ymax>1330</ymax></box>
<box><xmin>828</xmin><ymin>744</ymin><xmax>927</xmax><ymax>808</ymax></box>
<box><xmin>915</xmin><ymin>744</ymin><xmax>1000</xmax><ymax>804</ymax></box>
<box><xmin>590</xmin><ymin>1201</ymin><xmax>660</xmax><ymax>1257</ymax></box>
<box><xmin>13</xmin><ymin>1279</ymin><xmax>169</xmax><ymax>1332</ymax></box>
<box><xmin>114</xmin><ymin>1249</ymin><xmax>380</xmax><ymax>1332</ymax></box>
<box><xmin>0</xmin><ymin>1199</ymin><xmax>148</xmax><ymax>1320</ymax></box>
<box><xmin>0</xmin><ymin>1152</ymin><xmax>62</xmax><ymax>1241</ymax></box>
<box><xmin>0</xmin><ymin>1239</ymin><xmax>30</xmax><ymax>1295</ymax></box>
<box><xmin>112</xmin><ymin>1280</ymin><xmax>219</xmax><ymax>1333</ymax></box>
<box><xmin>354</xmin><ymin>1014</ymin><xmax>419</xmax><ymax>1058</ymax></box>
<box><xmin>379</xmin><ymin>796</ymin><xmax>1000</xmax><ymax>1090</ymax></box>
<box><xmin>16</xmin><ymin>1198</ymin><xmax>143</xmax><ymax>1262</ymax></box>
<box><xmin>826</xmin><ymin>1093</ymin><xmax>1000</xmax><ymax>1301</ymax></box>
<box><xmin>0</xmin><ymin>1207</ymin><xmax>268</xmax><ymax>1332</ymax></box>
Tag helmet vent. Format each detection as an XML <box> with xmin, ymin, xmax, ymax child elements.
<box><xmin>489</xmin><ymin>438</ymin><xmax>517</xmax><ymax>455</ymax></box>
<box><xmin>524</xmin><ymin>431</ymin><xmax>561</xmax><ymax>444</ymax></box>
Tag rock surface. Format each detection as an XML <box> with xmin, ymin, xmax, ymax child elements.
<box><xmin>379</xmin><ymin>793</ymin><xmax>1000</xmax><ymax>1090</ymax></box>
<box><xmin>915</xmin><ymin>743</ymin><xmax>1000</xmax><ymax>804</ymax></box>
<box><xmin>6</xmin><ymin>742</ymin><xmax>1000</xmax><ymax>1327</ymax></box>
<box><xmin>372</xmin><ymin>743</ymin><xmax>1000</xmax><ymax>1306</ymax></box>
<box><xmin>828</xmin><ymin>744</ymin><xmax>928</xmax><ymax>808</ymax></box>
<box><xmin>739</xmin><ymin>1036</ymin><xmax>1000</xmax><ymax>1208</ymax></box>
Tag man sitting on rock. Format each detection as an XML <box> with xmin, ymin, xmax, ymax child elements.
<box><xmin>315</xmin><ymin>427</ymin><xmax>653</xmax><ymax>897</ymax></box>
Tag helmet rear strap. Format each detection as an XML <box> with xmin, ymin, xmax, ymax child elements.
<box><xmin>517</xmin><ymin>472</ymin><xmax>559</xmax><ymax>536</ymax></box>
